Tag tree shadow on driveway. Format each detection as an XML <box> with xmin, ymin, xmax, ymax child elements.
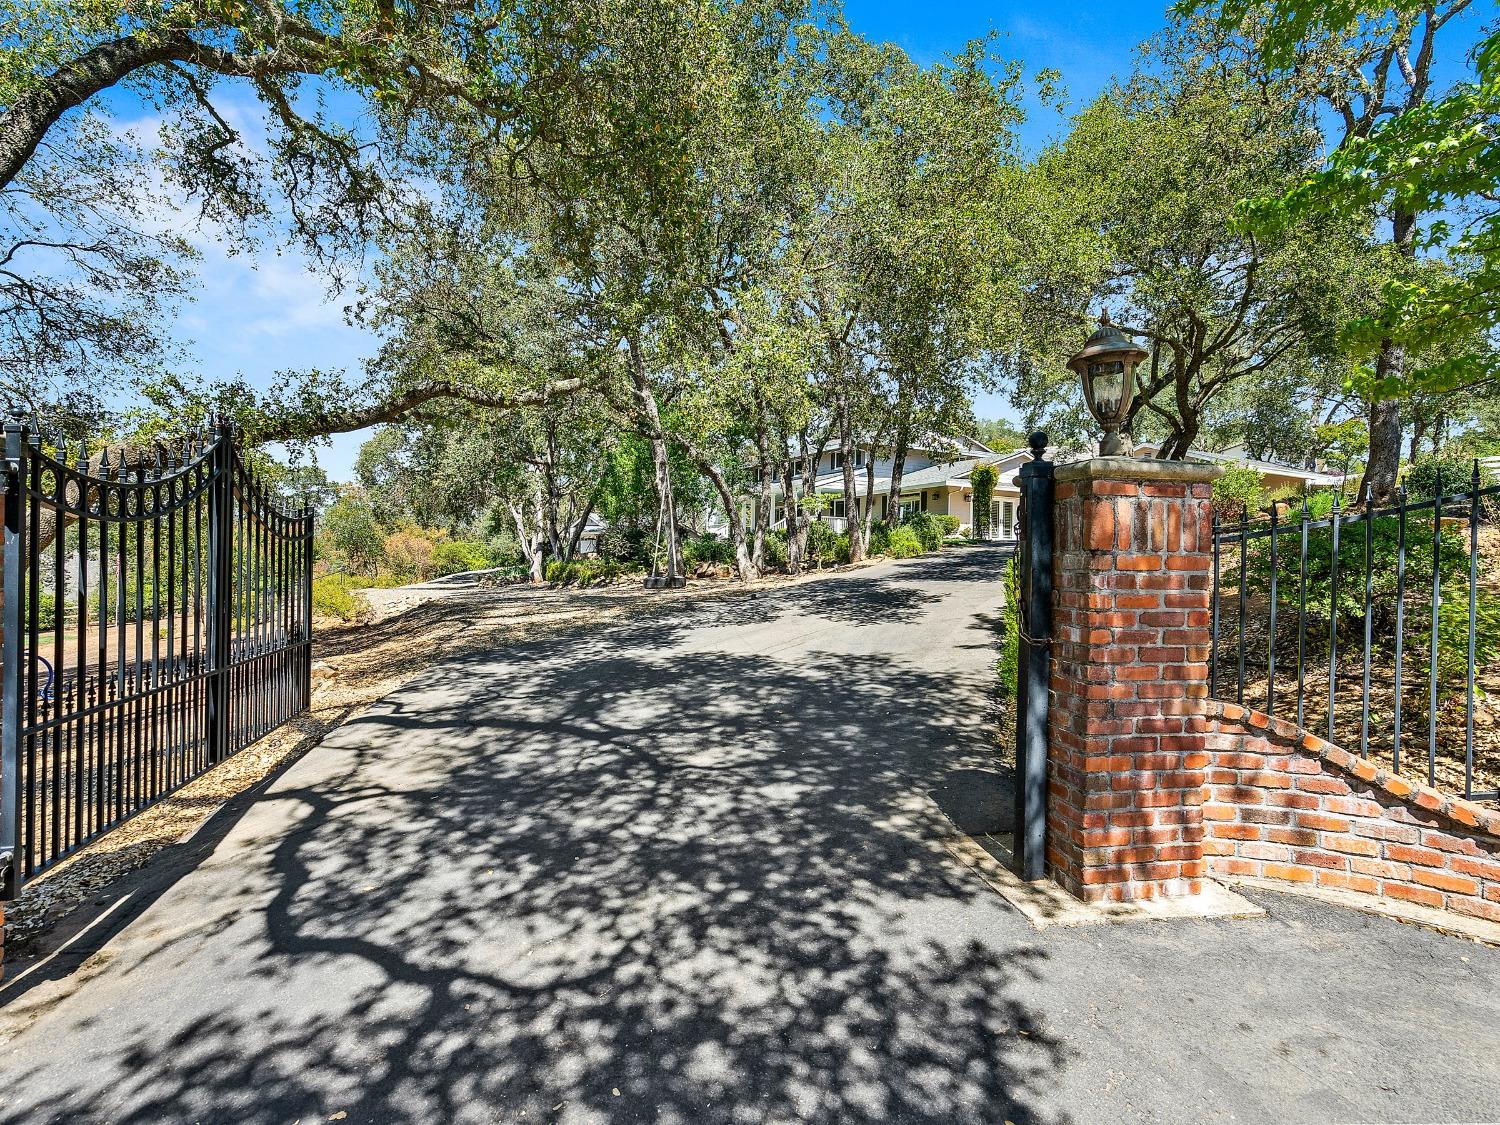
<box><xmin>1</xmin><ymin>547</ymin><xmax>1066</xmax><ymax>1124</ymax></box>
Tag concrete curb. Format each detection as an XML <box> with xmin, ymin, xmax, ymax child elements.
<box><xmin>944</xmin><ymin>834</ymin><xmax>1265</xmax><ymax>929</ymax></box>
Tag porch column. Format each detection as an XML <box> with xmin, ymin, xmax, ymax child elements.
<box><xmin>1046</xmin><ymin>457</ymin><xmax>1221</xmax><ymax>902</ymax></box>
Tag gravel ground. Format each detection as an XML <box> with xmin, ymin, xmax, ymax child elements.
<box><xmin>2</xmin><ymin>562</ymin><xmax>873</xmax><ymax>956</ymax></box>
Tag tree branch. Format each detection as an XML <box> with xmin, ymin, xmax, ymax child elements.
<box><xmin>254</xmin><ymin>376</ymin><xmax>587</xmax><ymax>442</ymax></box>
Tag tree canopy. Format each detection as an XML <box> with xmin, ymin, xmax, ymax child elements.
<box><xmin>10</xmin><ymin>0</ymin><xmax>1500</xmax><ymax>580</ymax></box>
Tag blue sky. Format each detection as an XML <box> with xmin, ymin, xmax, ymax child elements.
<box><xmin>132</xmin><ymin>1</ymin><xmax>1183</xmax><ymax>480</ymax></box>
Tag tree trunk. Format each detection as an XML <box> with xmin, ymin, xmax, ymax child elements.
<box><xmin>561</xmin><ymin>495</ymin><xmax>598</xmax><ymax>563</ymax></box>
<box><xmin>751</xmin><ymin>428</ymin><xmax>773</xmax><ymax>572</ymax></box>
<box><xmin>835</xmin><ymin>396</ymin><xmax>864</xmax><ymax>564</ymax></box>
<box><xmin>1362</xmin><ymin>394</ymin><xmax>1403</xmax><ymax>504</ymax></box>
<box><xmin>627</xmin><ymin>337</ymin><xmax>680</xmax><ymax>580</ymax></box>
<box><xmin>1158</xmin><ymin>419</ymin><xmax>1198</xmax><ymax>461</ymax></box>
<box><xmin>507</xmin><ymin>500</ymin><xmax>546</xmax><ymax>583</ymax></box>
<box><xmin>781</xmin><ymin>456</ymin><xmax>802</xmax><ymax>574</ymax></box>
<box><xmin>695</xmin><ymin>458</ymin><xmax>757</xmax><ymax>581</ymax></box>
<box><xmin>886</xmin><ymin>431</ymin><xmax>908</xmax><ymax>528</ymax></box>
<box><xmin>1359</xmin><ymin>208</ymin><xmax>1417</xmax><ymax>505</ymax></box>
<box><xmin>1409</xmin><ymin>418</ymin><xmax>1427</xmax><ymax>464</ymax></box>
<box><xmin>857</xmin><ymin>453</ymin><xmax>878</xmax><ymax>552</ymax></box>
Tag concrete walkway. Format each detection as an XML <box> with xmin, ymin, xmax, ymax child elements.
<box><xmin>0</xmin><ymin>546</ymin><xmax>1496</xmax><ymax>1124</ymax></box>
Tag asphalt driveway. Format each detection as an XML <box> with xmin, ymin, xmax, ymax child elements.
<box><xmin>0</xmin><ymin>545</ymin><xmax>1496</xmax><ymax>1124</ymax></box>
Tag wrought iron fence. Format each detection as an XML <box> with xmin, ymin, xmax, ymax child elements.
<box><xmin>1211</xmin><ymin>466</ymin><xmax>1500</xmax><ymax>802</ymax></box>
<box><xmin>0</xmin><ymin>413</ymin><xmax>313</xmax><ymax>897</ymax></box>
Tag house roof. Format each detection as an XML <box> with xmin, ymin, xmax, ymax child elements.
<box><xmin>786</xmin><ymin>434</ymin><xmax>996</xmax><ymax>461</ymax></box>
<box><xmin>1122</xmin><ymin>443</ymin><xmax>1345</xmax><ymax>487</ymax></box>
<box><xmin>808</xmin><ymin>458</ymin><xmax>986</xmax><ymax>497</ymax></box>
<box><xmin>783</xmin><ymin>440</ymin><xmax>1346</xmax><ymax>500</ymax></box>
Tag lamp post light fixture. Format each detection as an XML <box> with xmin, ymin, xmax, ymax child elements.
<box><xmin>1068</xmin><ymin>313</ymin><xmax>1150</xmax><ymax>457</ymax></box>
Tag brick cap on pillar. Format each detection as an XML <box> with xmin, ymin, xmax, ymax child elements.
<box><xmin>1054</xmin><ymin>456</ymin><xmax>1223</xmax><ymax>486</ymax></box>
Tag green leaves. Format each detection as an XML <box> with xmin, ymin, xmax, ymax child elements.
<box><xmin>1010</xmin><ymin>47</ymin><xmax>1375</xmax><ymax>457</ymax></box>
<box><xmin>1181</xmin><ymin>1</ymin><xmax>1500</xmax><ymax>401</ymax></box>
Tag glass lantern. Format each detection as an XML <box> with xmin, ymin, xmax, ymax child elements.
<box><xmin>1067</xmin><ymin>315</ymin><xmax>1150</xmax><ymax>456</ymax></box>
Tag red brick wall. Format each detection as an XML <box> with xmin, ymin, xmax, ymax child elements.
<box><xmin>1046</xmin><ymin>460</ymin><xmax>1220</xmax><ymax>902</ymax></box>
<box><xmin>1203</xmin><ymin>701</ymin><xmax>1500</xmax><ymax>924</ymax></box>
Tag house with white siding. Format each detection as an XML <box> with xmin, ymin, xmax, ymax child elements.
<box><xmin>773</xmin><ymin>436</ymin><xmax>1346</xmax><ymax>538</ymax></box>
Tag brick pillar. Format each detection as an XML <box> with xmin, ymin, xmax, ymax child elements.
<box><xmin>1046</xmin><ymin>457</ymin><xmax>1221</xmax><ymax>902</ymax></box>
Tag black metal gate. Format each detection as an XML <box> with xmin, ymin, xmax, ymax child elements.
<box><xmin>1012</xmin><ymin>433</ymin><xmax>1053</xmax><ymax>880</ymax></box>
<box><xmin>0</xmin><ymin>413</ymin><xmax>313</xmax><ymax>898</ymax></box>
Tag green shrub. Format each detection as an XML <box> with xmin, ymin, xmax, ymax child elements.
<box><xmin>597</xmin><ymin>522</ymin><xmax>650</xmax><ymax>564</ymax></box>
<box><xmin>86</xmin><ymin>580</ymin><xmax>169</xmax><ymax>624</ymax></box>
<box><xmin>1242</xmin><ymin>511</ymin><xmax>1466</xmax><ymax>630</ymax></box>
<box><xmin>832</xmin><ymin>533</ymin><xmax>851</xmax><ymax>564</ymax></box>
<box><xmin>683</xmin><ymin>534</ymin><xmax>735</xmax><ymax>568</ymax></box>
<box><xmin>322</xmin><ymin>496</ymin><xmax>386</xmax><ymax>574</ymax></box>
<box><xmin>311</xmin><ymin>575</ymin><xmax>363</xmax><ymax>622</ymax></box>
<box><xmin>1405</xmin><ymin>454</ymin><xmax>1491</xmax><ymax>500</ymax></box>
<box><xmin>31</xmin><ymin>592</ymin><xmax>59</xmax><ymax>630</ymax></box>
<box><xmin>761</xmin><ymin>530</ymin><xmax>789</xmax><ymax>569</ymax></box>
<box><xmin>1212</xmin><ymin>464</ymin><xmax>1265</xmax><ymax>520</ymax></box>
<box><xmin>905</xmin><ymin>512</ymin><xmax>944</xmax><ymax>552</ymax></box>
<box><xmin>885</xmin><ymin>525</ymin><xmax>924</xmax><ymax>558</ymax></box>
<box><xmin>971</xmin><ymin>463</ymin><xmax>999</xmax><ymax>539</ymax></box>
<box><xmin>1436</xmin><ymin>588</ymin><xmax>1500</xmax><ymax>685</ymax></box>
<box><xmin>432</xmin><ymin>538</ymin><xmax>493</xmax><ymax>577</ymax></box>
<box><xmin>936</xmin><ymin>514</ymin><xmax>960</xmax><ymax>538</ymax></box>
<box><xmin>806</xmin><ymin>520</ymin><xmax>840</xmax><ymax>563</ymax></box>
<box><xmin>997</xmin><ymin>555</ymin><xmax>1020</xmax><ymax>700</ymax></box>
<box><xmin>1405</xmin><ymin>454</ymin><xmax>1499</xmax><ymax>519</ymax></box>
<box><xmin>1236</xmin><ymin>499</ymin><xmax>1496</xmax><ymax>701</ymax></box>
<box><xmin>547</xmin><ymin>558</ymin><xmax>634</xmax><ymax>586</ymax></box>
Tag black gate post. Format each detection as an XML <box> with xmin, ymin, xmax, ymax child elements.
<box><xmin>205</xmin><ymin>421</ymin><xmax>235</xmax><ymax>763</ymax></box>
<box><xmin>1013</xmin><ymin>431</ymin><xmax>1053</xmax><ymax>881</ymax></box>
<box><xmin>0</xmin><ymin>409</ymin><xmax>24</xmax><ymax>898</ymax></box>
<box><xmin>300</xmin><ymin>507</ymin><xmax>314</xmax><ymax>708</ymax></box>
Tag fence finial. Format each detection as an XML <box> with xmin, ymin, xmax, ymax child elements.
<box><xmin>1028</xmin><ymin>431</ymin><xmax>1048</xmax><ymax>460</ymax></box>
